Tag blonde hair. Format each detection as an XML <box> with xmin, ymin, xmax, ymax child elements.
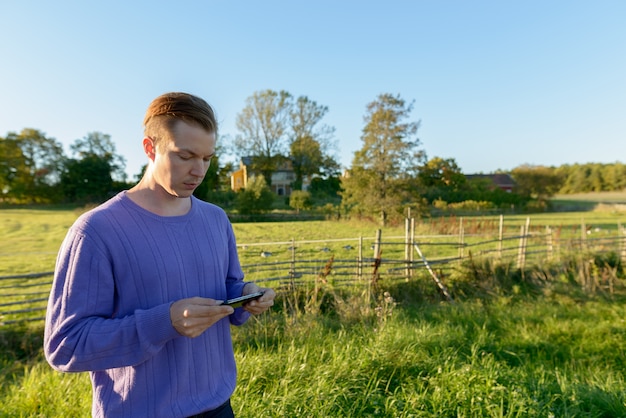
<box><xmin>143</xmin><ymin>92</ymin><xmax>217</xmax><ymax>149</ymax></box>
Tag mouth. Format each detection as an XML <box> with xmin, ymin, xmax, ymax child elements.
<box><xmin>183</xmin><ymin>182</ymin><xmax>200</xmax><ymax>190</ymax></box>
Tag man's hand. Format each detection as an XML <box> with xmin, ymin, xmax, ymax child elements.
<box><xmin>170</xmin><ymin>297</ymin><xmax>234</xmax><ymax>338</ymax></box>
<box><xmin>241</xmin><ymin>283</ymin><xmax>276</xmax><ymax>315</ymax></box>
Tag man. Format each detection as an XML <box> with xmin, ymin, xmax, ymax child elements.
<box><xmin>44</xmin><ymin>92</ymin><xmax>275</xmax><ymax>418</ymax></box>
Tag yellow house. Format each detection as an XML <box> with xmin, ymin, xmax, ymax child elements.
<box><xmin>230</xmin><ymin>159</ymin><xmax>248</xmax><ymax>192</ymax></box>
<box><xmin>230</xmin><ymin>157</ymin><xmax>309</xmax><ymax>196</ymax></box>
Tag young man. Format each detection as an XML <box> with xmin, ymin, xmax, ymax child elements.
<box><xmin>44</xmin><ymin>92</ymin><xmax>275</xmax><ymax>418</ymax></box>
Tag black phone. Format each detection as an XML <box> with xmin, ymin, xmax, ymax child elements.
<box><xmin>223</xmin><ymin>291</ymin><xmax>265</xmax><ymax>308</ymax></box>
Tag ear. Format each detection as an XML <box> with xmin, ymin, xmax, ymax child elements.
<box><xmin>143</xmin><ymin>137</ymin><xmax>156</xmax><ymax>161</ymax></box>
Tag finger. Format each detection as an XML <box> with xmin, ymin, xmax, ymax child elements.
<box><xmin>188</xmin><ymin>297</ymin><xmax>224</xmax><ymax>307</ymax></box>
<box><xmin>183</xmin><ymin>305</ymin><xmax>234</xmax><ymax>321</ymax></box>
<box><xmin>244</xmin><ymin>299</ymin><xmax>274</xmax><ymax>314</ymax></box>
<box><xmin>249</xmin><ymin>298</ymin><xmax>274</xmax><ymax>307</ymax></box>
<box><xmin>176</xmin><ymin>309</ymin><xmax>234</xmax><ymax>337</ymax></box>
<box><xmin>198</xmin><ymin>305</ymin><xmax>234</xmax><ymax>316</ymax></box>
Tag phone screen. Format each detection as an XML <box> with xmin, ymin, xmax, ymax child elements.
<box><xmin>224</xmin><ymin>291</ymin><xmax>264</xmax><ymax>308</ymax></box>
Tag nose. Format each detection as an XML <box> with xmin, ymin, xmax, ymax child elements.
<box><xmin>190</xmin><ymin>159</ymin><xmax>208</xmax><ymax>177</ymax></box>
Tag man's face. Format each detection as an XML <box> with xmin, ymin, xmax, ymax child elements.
<box><xmin>150</xmin><ymin>120</ymin><xmax>216</xmax><ymax>199</ymax></box>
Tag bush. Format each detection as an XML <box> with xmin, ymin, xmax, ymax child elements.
<box><xmin>289</xmin><ymin>190</ymin><xmax>312</xmax><ymax>213</ymax></box>
<box><xmin>235</xmin><ymin>176</ymin><xmax>274</xmax><ymax>214</ymax></box>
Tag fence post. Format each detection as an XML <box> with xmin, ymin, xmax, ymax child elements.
<box><xmin>517</xmin><ymin>217</ymin><xmax>530</xmax><ymax>269</ymax></box>
<box><xmin>546</xmin><ymin>226</ymin><xmax>553</xmax><ymax>262</ymax></box>
<box><xmin>405</xmin><ymin>217</ymin><xmax>410</xmax><ymax>279</ymax></box>
<box><xmin>410</xmin><ymin>217</ymin><xmax>415</xmax><ymax>280</ymax></box>
<box><xmin>459</xmin><ymin>217</ymin><xmax>465</xmax><ymax>259</ymax></box>
<box><xmin>517</xmin><ymin>225</ymin><xmax>525</xmax><ymax>269</ymax></box>
<box><xmin>498</xmin><ymin>214</ymin><xmax>504</xmax><ymax>259</ymax></box>
<box><xmin>372</xmin><ymin>229</ymin><xmax>382</xmax><ymax>284</ymax></box>
<box><xmin>290</xmin><ymin>238</ymin><xmax>296</xmax><ymax>279</ymax></box>
<box><xmin>617</xmin><ymin>222</ymin><xmax>626</xmax><ymax>263</ymax></box>
<box><xmin>373</xmin><ymin>229</ymin><xmax>382</xmax><ymax>258</ymax></box>
<box><xmin>581</xmin><ymin>218</ymin><xmax>587</xmax><ymax>252</ymax></box>
<box><xmin>358</xmin><ymin>236</ymin><xmax>363</xmax><ymax>280</ymax></box>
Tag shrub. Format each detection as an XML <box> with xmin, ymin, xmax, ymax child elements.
<box><xmin>289</xmin><ymin>190</ymin><xmax>312</xmax><ymax>214</ymax></box>
<box><xmin>235</xmin><ymin>176</ymin><xmax>274</xmax><ymax>214</ymax></box>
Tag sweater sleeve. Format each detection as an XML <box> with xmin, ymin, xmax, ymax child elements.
<box><xmin>223</xmin><ymin>221</ymin><xmax>251</xmax><ymax>326</ymax></box>
<box><xmin>44</xmin><ymin>228</ymin><xmax>181</xmax><ymax>372</ymax></box>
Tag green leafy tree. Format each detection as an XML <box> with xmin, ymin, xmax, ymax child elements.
<box><xmin>290</xmin><ymin>134</ymin><xmax>322</xmax><ymax>191</ymax></box>
<box><xmin>418</xmin><ymin>157</ymin><xmax>466</xmax><ymax>189</ymax></box>
<box><xmin>60</xmin><ymin>154</ymin><xmax>113</xmax><ymax>203</ymax></box>
<box><xmin>235</xmin><ymin>175</ymin><xmax>274</xmax><ymax>214</ymax></box>
<box><xmin>70</xmin><ymin>132</ymin><xmax>127</xmax><ymax>182</ymax></box>
<box><xmin>289</xmin><ymin>96</ymin><xmax>338</xmax><ymax>189</ymax></box>
<box><xmin>341</xmin><ymin>93</ymin><xmax>423</xmax><ymax>225</ymax></box>
<box><xmin>0</xmin><ymin>136</ymin><xmax>26</xmax><ymax>201</ymax></box>
<box><xmin>235</xmin><ymin>90</ymin><xmax>292</xmax><ymax>186</ymax></box>
<box><xmin>60</xmin><ymin>132</ymin><xmax>128</xmax><ymax>203</ymax></box>
<box><xmin>558</xmin><ymin>163</ymin><xmax>600</xmax><ymax>193</ymax></box>
<box><xmin>557</xmin><ymin>162</ymin><xmax>626</xmax><ymax>194</ymax></box>
<box><xmin>415</xmin><ymin>157</ymin><xmax>469</xmax><ymax>205</ymax></box>
<box><xmin>511</xmin><ymin>165</ymin><xmax>564</xmax><ymax>200</ymax></box>
<box><xmin>588</xmin><ymin>164</ymin><xmax>604</xmax><ymax>192</ymax></box>
<box><xmin>308</xmin><ymin>175</ymin><xmax>341</xmax><ymax>201</ymax></box>
<box><xmin>1</xmin><ymin>129</ymin><xmax>65</xmax><ymax>203</ymax></box>
<box><xmin>603</xmin><ymin>163</ymin><xmax>626</xmax><ymax>191</ymax></box>
<box><xmin>289</xmin><ymin>190</ymin><xmax>312</xmax><ymax>214</ymax></box>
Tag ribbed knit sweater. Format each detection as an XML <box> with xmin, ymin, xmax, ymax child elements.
<box><xmin>44</xmin><ymin>191</ymin><xmax>250</xmax><ymax>417</ymax></box>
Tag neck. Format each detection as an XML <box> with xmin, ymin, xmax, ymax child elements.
<box><xmin>127</xmin><ymin>178</ymin><xmax>192</xmax><ymax>217</ymax></box>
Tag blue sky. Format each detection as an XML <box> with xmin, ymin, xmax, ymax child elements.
<box><xmin>1</xmin><ymin>0</ymin><xmax>625</xmax><ymax>179</ymax></box>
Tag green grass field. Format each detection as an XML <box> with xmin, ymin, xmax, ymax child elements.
<box><xmin>1</xmin><ymin>193</ymin><xmax>626</xmax><ymax>416</ymax></box>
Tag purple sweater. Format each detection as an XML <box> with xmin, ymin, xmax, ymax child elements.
<box><xmin>44</xmin><ymin>191</ymin><xmax>250</xmax><ymax>417</ymax></box>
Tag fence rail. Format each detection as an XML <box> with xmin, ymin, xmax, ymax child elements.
<box><xmin>2</xmin><ymin>216</ymin><xmax>625</xmax><ymax>325</ymax></box>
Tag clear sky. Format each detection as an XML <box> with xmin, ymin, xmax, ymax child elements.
<box><xmin>1</xmin><ymin>0</ymin><xmax>625</xmax><ymax>179</ymax></box>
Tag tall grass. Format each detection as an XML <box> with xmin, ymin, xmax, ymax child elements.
<box><xmin>3</xmin><ymin>263</ymin><xmax>625</xmax><ymax>417</ymax></box>
<box><xmin>232</xmin><ymin>280</ymin><xmax>626</xmax><ymax>417</ymax></box>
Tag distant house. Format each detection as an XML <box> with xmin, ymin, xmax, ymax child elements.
<box><xmin>230</xmin><ymin>156</ymin><xmax>309</xmax><ymax>196</ymax></box>
<box><xmin>465</xmin><ymin>173</ymin><xmax>516</xmax><ymax>193</ymax></box>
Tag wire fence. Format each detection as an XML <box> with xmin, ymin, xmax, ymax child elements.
<box><xmin>2</xmin><ymin>216</ymin><xmax>626</xmax><ymax>325</ymax></box>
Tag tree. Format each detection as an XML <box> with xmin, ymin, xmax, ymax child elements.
<box><xmin>603</xmin><ymin>163</ymin><xmax>626</xmax><ymax>191</ymax></box>
<box><xmin>511</xmin><ymin>165</ymin><xmax>564</xmax><ymax>200</ymax></box>
<box><xmin>289</xmin><ymin>190</ymin><xmax>312</xmax><ymax>214</ymax></box>
<box><xmin>341</xmin><ymin>93</ymin><xmax>423</xmax><ymax>225</ymax></box>
<box><xmin>0</xmin><ymin>136</ymin><xmax>25</xmax><ymax>200</ymax></box>
<box><xmin>70</xmin><ymin>132</ymin><xmax>127</xmax><ymax>182</ymax></box>
<box><xmin>1</xmin><ymin>129</ymin><xmax>65</xmax><ymax>202</ymax></box>
<box><xmin>235</xmin><ymin>175</ymin><xmax>274</xmax><ymax>215</ymax></box>
<box><xmin>414</xmin><ymin>157</ymin><xmax>469</xmax><ymax>205</ymax></box>
<box><xmin>60</xmin><ymin>155</ymin><xmax>113</xmax><ymax>203</ymax></box>
<box><xmin>60</xmin><ymin>132</ymin><xmax>127</xmax><ymax>203</ymax></box>
<box><xmin>289</xmin><ymin>96</ymin><xmax>338</xmax><ymax>189</ymax></box>
<box><xmin>308</xmin><ymin>175</ymin><xmax>341</xmax><ymax>201</ymax></box>
<box><xmin>235</xmin><ymin>90</ymin><xmax>292</xmax><ymax>186</ymax></box>
<box><xmin>418</xmin><ymin>157</ymin><xmax>466</xmax><ymax>189</ymax></box>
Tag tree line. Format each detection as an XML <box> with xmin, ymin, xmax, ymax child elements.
<box><xmin>1</xmin><ymin>90</ymin><xmax>624</xmax><ymax>222</ymax></box>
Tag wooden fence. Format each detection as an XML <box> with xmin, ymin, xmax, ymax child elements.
<box><xmin>2</xmin><ymin>216</ymin><xmax>626</xmax><ymax>325</ymax></box>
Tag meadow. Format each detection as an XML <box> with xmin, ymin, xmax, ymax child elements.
<box><xmin>1</xmin><ymin>197</ymin><xmax>626</xmax><ymax>417</ymax></box>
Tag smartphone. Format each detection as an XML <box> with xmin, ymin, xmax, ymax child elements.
<box><xmin>223</xmin><ymin>291</ymin><xmax>265</xmax><ymax>308</ymax></box>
